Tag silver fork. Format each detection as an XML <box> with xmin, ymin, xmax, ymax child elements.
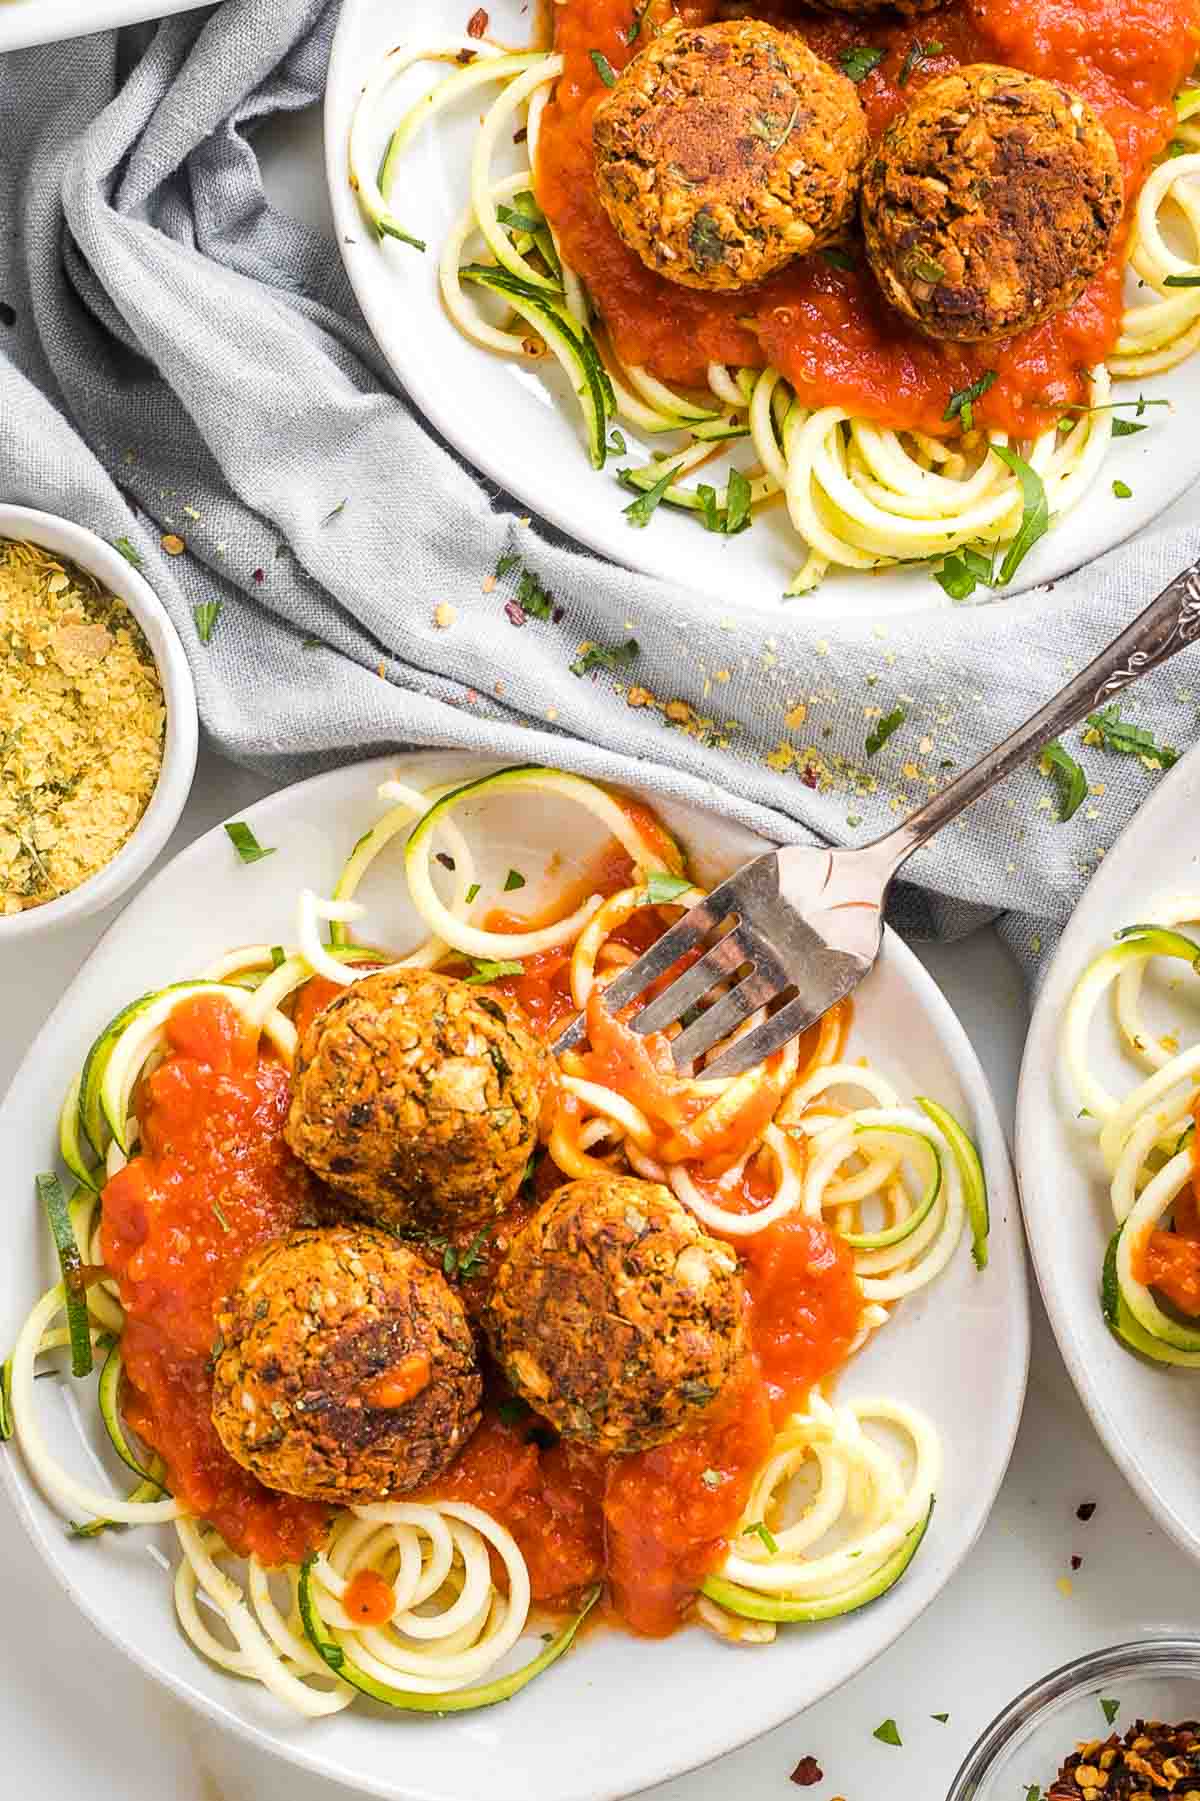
<box><xmin>554</xmin><ymin>559</ymin><xmax>1200</xmax><ymax>1079</ymax></box>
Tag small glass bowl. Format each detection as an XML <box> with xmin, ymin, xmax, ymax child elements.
<box><xmin>946</xmin><ymin>1638</ymin><xmax>1200</xmax><ymax>1799</ymax></box>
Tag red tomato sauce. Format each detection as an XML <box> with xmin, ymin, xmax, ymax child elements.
<box><xmin>535</xmin><ymin>0</ymin><xmax>1200</xmax><ymax>435</ymax></box>
<box><xmin>1133</xmin><ymin>1103</ymin><xmax>1200</xmax><ymax>1315</ymax></box>
<box><xmin>100</xmin><ymin>993</ymin><xmax>330</xmax><ymax>1566</ymax></box>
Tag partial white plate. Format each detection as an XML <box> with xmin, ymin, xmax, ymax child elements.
<box><xmin>1017</xmin><ymin>747</ymin><xmax>1200</xmax><ymax>1559</ymax></box>
<box><xmin>324</xmin><ymin>0</ymin><xmax>1200</xmax><ymax>619</ymax></box>
<box><xmin>0</xmin><ymin>753</ymin><xmax>1027</xmax><ymax>1801</ymax></box>
<box><xmin>0</xmin><ymin>0</ymin><xmax>210</xmax><ymax>51</ymax></box>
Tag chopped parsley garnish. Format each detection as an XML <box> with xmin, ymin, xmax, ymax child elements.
<box><xmin>590</xmin><ymin>49</ymin><xmax>618</xmax><ymax>85</ymax></box>
<box><xmin>465</xmin><ymin>882</ymin><xmax>481</xmax><ymax>904</ymax></box>
<box><xmin>435</xmin><ymin>851</ymin><xmax>456</xmax><ymax>872</ymax></box>
<box><xmin>623</xmin><ymin>3</ymin><xmax>645</xmax><ymax>43</ymax></box>
<box><xmin>908</xmin><ymin>251</ymin><xmax>946</xmax><ymax>282</ymax></box>
<box><xmin>112</xmin><ymin>536</ymin><xmax>142</xmax><ymax>568</ymax></box>
<box><xmin>211</xmin><ymin>1199</ymin><xmax>230</xmax><ymax>1233</ymax></box>
<box><xmin>320</xmin><ymin>498</ymin><xmax>348</xmax><ymax>525</ymax></box>
<box><xmin>840</xmin><ymin>44</ymin><xmax>885</xmax><ymax>81</ymax></box>
<box><xmin>1100</xmin><ymin>1697</ymin><xmax>1121</xmax><ymax>1726</ymax></box>
<box><xmin>865</xmin><ymin>706</ymin><xmax>905</xmax><ymax>756</ymax></box>
<box><xmin>192</xmin><ymin>600</ymin><xmax>222</xmax><ymax>644</ymax></box>
<box><xmin>495</xmin><ymin>551</ymin><xmax>520</xmax><ymax>579</ymax></box>
<box><xmin>749</xmin><ymin>102</ymin><xmax>800</xmax><ymax>152</ymax></box>
<box><xmin>465</xmin><ymin>957</ymin><xmax>524</xmax><ymax>984</ymax></box>
<box><xmin>504</xmin><ymin>868</ymin><xmax>526</xmax><ymax>892</ymax></box>
<box><xmin>645</xmin><ymin>870</ymin><xmax>692</xmax><ymax>905</ymax></box>
<box><xmin>224</xmin><ymin>821</ymin><xmax>275</xmax><ymax>864</ymax></box>
<box><xmin>931</xmin><ymin>1712</ymin><xmax>949</xmax><ymax>1724</ymax></box>
<box><xmin>1024</xmin><ymin>1788</ymin><xmax>1042</xmax><ymax>1801</ymax></box>
<box><xmin>943</xmin><ymin>369</ymin><xmax>997</xmax><ymax>432</ymax></box>
<box><xmin>1082</xmin><ymin>704</ymin><xmax>1177</xmax><ymax>770</ymax></box>
<box><xmin>608</xmin><ymin>428</ymin><xmax>628</xmax><ymax>456</ymax></box>
<box><xmin>873</xmin><ymin>1719</ymin><xmax>903</xmax><ymax>1747</ymax></box>
<box><xmin>570</xmin><ymin>637</ymin><xmax>640</xmax><ymax>677</ymax></box>
<box><xmin>1112</xmin><ymin>478</ymin><xmax>1133</xmax><ymax>499</ymax></box>
<box><xmin>621</xmin><ymin>465</ymin><xmax>676</xmax><ymax>527</ymax></box>
<box><xmin>897</xmin><ymin>38</ymin><xmax>943</xmax><ymax>84</ymax></box>
<box><xmin>934</xmin><ymin>542</ymin><xmax>998</xmax><ymax>601</ymax></box>
<box><xmin>270</xmin><ymin>944</ymin><xmax>286</xmax><ymax>968</ymax></box>
<box><xmin>822</xmin><ymin>245</ymin><xmax>856</xmax><ymax>271</ymax></box>
<box><xmin>1039</xmin><ymin>740</ymin><xmax>1087</xmax><ymax>821</ymax></box>
<box><xmin>1112</xmin><ymin>417</ymin><xmax>1149</xmax><ymax>437</ymax></box>
<box><xmin>724</xmin><ymin>468</ymin><xmax>752</xmax><ymax>534</ymax></box>
<box><xmin>749</xmin><ymin>1520</ymin><xmax>779</xmax><ymax>1553</ymax></box>
<box><xmin>1164</xmin><ymin>272</ymin><xmax>1200</xmax><ymax>286</ymax></box>
<box><xmin>696</xmin><ymin>483</ymin><xmax>724</xmax><ymax>532</ymax></box>
<box><xmin>688</xmin><ymin>211</ymin><xmax>727</xmax><ymax>270</ymax></box>
<box><xmin>991</xmin><ymin>445</ymin><xmax>1049</xmax><ymax>584</ymax></box>
<box><xmin>449</xmin><ymin>1228</ymin><xmax>491</xmax><ymax>1281</ymax></box>
<box><xmin>516</xmin><ymin>567</ymin><xmax>554</xmax><ymax>620</ymax></box>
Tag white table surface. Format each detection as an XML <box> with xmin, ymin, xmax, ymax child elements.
<box><xmin>5</xmin><ymin>83</ymin><xmax>1200</xmax><ymax>1801</ymax></box>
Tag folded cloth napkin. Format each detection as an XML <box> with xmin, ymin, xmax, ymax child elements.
<box><xmin>1</xmin><ymin>0</ymin><xmax>1198</xmax><ymax>979</ymax></box>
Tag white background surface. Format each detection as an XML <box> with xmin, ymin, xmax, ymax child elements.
<box><xmin>3</xmin><ymin>84</ymin><xmax>1200</xmax><ymax>1801</ymax></box>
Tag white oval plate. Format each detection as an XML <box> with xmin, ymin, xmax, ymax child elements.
<box><xmin>1017</xmin><ymin>747</ymin><xmax>1200</xmax><ymax>1560</ymax></box>
<box><xmin>0</xmin><ymin>0</ymin><xmax>211</xmax><ymax>51</ymax></box>
<box><xmin>324</xmin><ymin>0</ymin><xmax>1200</xmax><ymax>620</ymax></box>
<box><xmin>0</xmin><ymin>754</ymin><xmax>1027</xmax><ymax>1801</ymax></box>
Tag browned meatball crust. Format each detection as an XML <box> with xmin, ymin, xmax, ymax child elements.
<box><xmin>861</xmin><ymin>63</ymin><xmax>1122</xmax><ymax>342</ymax></box>
<box><xmin>211</xmin><ymin>1226</ymin><xmax>482</xmax><ymax>1504</ymax></box>
<box><xmin>487</xmin><ymin>1175</ymin><xmax>746</xmax><ymax>1454</ymax></box>
<box><xmin>593</xmin><ymin>20</ymin><xmax>868</xmax><ymax>291</ymax></box>
<box><xmin>286</xmin><ymin>968</ymin><xmax>549</xmax><ymax>1234</ymax></box>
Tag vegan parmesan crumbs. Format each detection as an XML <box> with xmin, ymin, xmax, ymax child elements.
<box><xmin>0</xmin><ymin>538</ymin><xmax>165</xmax><ymax>915</ymax></box>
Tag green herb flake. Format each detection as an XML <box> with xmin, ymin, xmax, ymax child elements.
<box><xmin>320</xmin><ymin>499</ymin><xmax>348</xmax><ymax>526</ymax></box>
<box><xmin>909</xmin><ymin>251</ymin><xmax>947</xmax><ymax>283</ymax></box>
<box><xmin>724</xmin><ymin>468</ymin><xmax>752</xmax><ymax>535</ymax></box>
<box><xmin>570</xmin><ymin>637</ymin><xmax>640</xmax><ymax>677</ymax></box>
<box><xmin>465</xmin><ymin>882</ymin><xmax>481</xmax><ymax>904</ymax></box>
<box><xmin>696</xmin><ymin>483</ymin><xmax>724</xmax><ymax>532</ymax></box>
<box><xmin>898</xmin><ymin>37</ymin><xmax>943</xmax><ymax>84</ymax></box>
<box><xmin>1024</xmin><ymin>1788</ymin><xmax>1042</xmax><ymax>1801</ymax></box>
<box><xmin>1082</xmin><ymin>703</ymin><xmax>1177</xmax><ymax>770</ymax></box>
<box><xmin>504</xmin><ymin>868</ymin><xmax>526</xmax><ymax>892</ymax></box>
<box><xmin>873</xmin><ymin>1719</ymin><xmax>903</xmax><ymax>1748</ymax></box>
<box><xmin>224</xmin><ymin>821</ymin><xmax>276</xmax><ymax>865</ymax></box>
<box><xmin>866</xmin><ymin>706</ymin><xmax>906</xmax><ymax>756</ymax></box>
<box><xmin>465</xmin><ymin>957</ymin><xmax>525</xmax><ymax>984</ymax></box>
<box><xmin>931</xmin><ymin>1712</ymin><xmax>949</xmax><ymax>1724</ymax></box>
<box><xmin>495</xmin><ymin>552</ymin><xmax>520</xmax><ymax>579</ymax></box>
<box><xmin>590</xmin><ymin>49</ymin><xmax>618</xmax><ymax>85</ymax></box>
<box><xmin>270</xmin><ymin>944</ymin><xmax>286</xmax><ymax>969</ymax></box>
<box><xmin>943</xmin><ymin>369</ymin><xmax>997</xmax><ymax>433</ymax></box>
<box><xmin>621</xmin><ymin>465</ymin><xmax>677</xmax><ymax>528</ymax></box>
<box><xmin>1039</xmin><ymin>740</ymin><xmax>1087</xmax><ymax>821</ymax></box>
<box><xmin>688</xmin><ymin>210</ymin><xmax>726</xmax><ymax>270</ymax></box>
<box><xmin>1112</xmin><ymin>417</ymin><xmax>1148</xmax><ymax>437</ymax></box>
<box><xmin>840</xmin><ymin>44</ymin><xmax>885</xmax><ymax>81</ymax></box>
<box><xmin>192</xmin><ymin>600</ymin><xmax>222</xmax><ymax>645</ymax></box>
<box><xmin>212</xmin><ymin>1199</ymin><xmax>230</xmax><ymax>1233</ymax></box>
<box><xmin>113</xmin><ymin>536</ymin><xmax>143</xmax><ymax>568</ymax></box>
<box><xmin>991</xmin><ymin>444</ymin><xmax>1049</xmax><ymax>584</ymax></box>
<box><xmin>645</xmin><ymin>870</ymin><xmax>692</xmax><ymax>906</ymax></box>
<box><xmin>516</xmin><ymin>568</ymin><xmax>554</xmax><ymax>620</ymax></box>
<box><xmin>1164</xmin><ymin>272</ymin><xmax>1200</xmax><ymax>286</ymax></box>
<box><xmin>1100</xmin><ymin>1697</ymin><xmax>1120</xmax><ymax>1726</ymax></box>
<box><xmin>457</xmin><ymin>1228</ymin><xmax>491</xmax><ymax>1281</ymax></box>
<box><xmin>749</xmin><ymin>1520</ymin><xmax>779</xmax><ymax>1554</ymax></box>
<box><xmin>608</xmin><ymin>428</ymin><xmax>628</xmax><ymax>456</ymax></box>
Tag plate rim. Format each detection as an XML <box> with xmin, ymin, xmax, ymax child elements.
<box><xmin>321</xmin><ymin>0</ymin><xmax>1200</xmax><ymax>622</ymax></box>
<box><xmin>0</xmin><ymin>751</ymin><xmax>1030</xmax><ymax>1800</ymax></box>
<box><xmin>1015</xmin><ymin>744</ymin><xmax>1200</xmax><ymax>1560</ymax></box>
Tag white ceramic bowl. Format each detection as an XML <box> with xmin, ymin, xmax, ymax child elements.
<box><xmin>0</xmin><ymin>505</ymin><xmax>198</xmax><ymax>941</ymax></box>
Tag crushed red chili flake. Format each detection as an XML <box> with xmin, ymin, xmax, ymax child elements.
<box><xmin>505</xmin><ymin>600</ymin><xmax>527</xmax><ymax>627</ymax></box>
<box><xmin>514</xmin><ymin>126</ymin><xmax>528</xmax><ymax>143</ymax></box>
<box><xmin>252</xmin><ymin>567</ymin><xmax>264</xmax><ymax>584</ymax></box>
<box><xmin>789</xmin><ymin>1756</ymin><xmax>823</xmax><ymax>1787</ymax></box>
<box><xmin>800</xmin><ymin>766</ymin><xmax>819</xmax><ymax>790</ymax></box>
<box><xmin>1047</xmin><ymin>1719</ymin><xmax>1200</xmax><ymax>1797</ymax></box>
<box><xmin>467</xmin><ymin>6</ymin><xmax>488</xmax><ymax>34</ymax></box>
<box><xmin>1070</xmin><ymin>1554</ymin><xmax>1082</xmax><ymax>1571</ymax></box>
<box><xmin>1076</xmin><ymin>1502</ymin><xmax>1097</xmax><ymax>1522</ymax></box>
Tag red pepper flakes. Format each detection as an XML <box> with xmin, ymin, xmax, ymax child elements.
<box><xmin>252</xmin><ymin>567</ymin><xmax>264</xmax><ymax>584</ymax></box>
<box><xmin>1076</xmin><ymin>1501</ymin><xmax>1097</xmax><ymax>1522</ymax></box>
<box><xmin>790</xmin><ymin>1757</ymin><xmax>823</xmax><ymax>1787</ymax></box>
<box><xmin>467</xmin><ymin>7</ymin><xmax>488</xmax><ymax>34</ymax></box>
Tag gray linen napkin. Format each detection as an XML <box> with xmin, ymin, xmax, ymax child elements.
<box><xmin>1</xmin><ymin>0</ymin><xmax>1197</xmax><ymax>979</ymax></box>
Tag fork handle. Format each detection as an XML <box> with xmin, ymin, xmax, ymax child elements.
<box><xmin>868</xmin><ymin>555</ymin><xmax>1200</xmax><ymax>875</ymax></box>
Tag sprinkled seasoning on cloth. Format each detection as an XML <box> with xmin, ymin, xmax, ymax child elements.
<box><xmin>0</xmin><ymin>539</ymin><xmax>164</xmax><ymax>914</ymax></box>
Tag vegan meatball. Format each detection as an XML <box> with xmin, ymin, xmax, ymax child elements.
<box><xmin>211</xmin><ymin>1226</ymin><xmax>482</xmax><ymax>1504</ymax></box>
<box><xmin>593</xmin><ymin>20</ymin><xmax>868</xmax><ymax>292</ymax></box>
<box><xmin>487</xmin><ymin>1175</ymin><xmax>745</xmax><ymax>1454</ymax></box>
<box><xmin>286</xmin><ymin>968</ymin><xmax>550</xmax><ymax>1235</ymax></box>
<box><xmin>861</xmin><ymin>63</ymin><xmax>1122</xmax><ymax>342</ymax></box>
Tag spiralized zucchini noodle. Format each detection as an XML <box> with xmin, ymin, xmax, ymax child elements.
<box><xmin>1062</xmin><ymin>899</ymin><xmax>1200</xmax><ymax>1368</ymax></box>
<box><xmin>347</xmin><ymin>42</ymin><xmax>1200</xmax><ymax>596</ymax></box>
<box><xmin>7</xmin><ymin>765</ymin><xmax>989</xmax><ymax>1713</ymax></box>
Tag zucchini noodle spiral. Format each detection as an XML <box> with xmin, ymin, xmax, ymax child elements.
<box><xmin>348</xmin><ymin>44</ymin><xmax>1200</xmax><ymax>597</ymax></box>
<box><xmin>6</xmin><ymin>766</ymin><xmax>987</xmax><ymax>1712</ymax></box>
